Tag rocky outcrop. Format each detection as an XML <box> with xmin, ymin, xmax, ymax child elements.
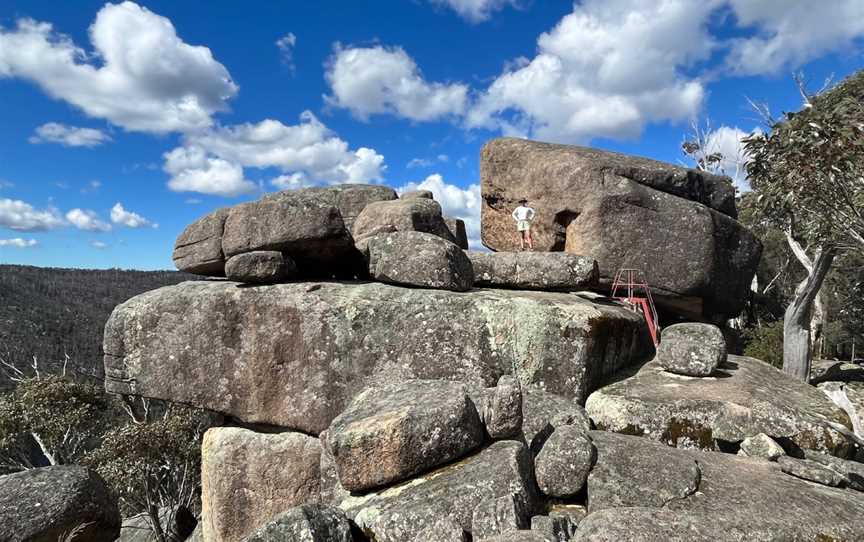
<box><xmin>365</xmin><ymin>231</ymin><xmax>474</xmax><ymax>291</ymax></box>
<box><xmin>467</xmin><ymin>251</ymin><xmax>598</xmax><ymax>291</ymax></box>
<box><xmin>104</xmin><ymin>280</ymin><xmax>650</xmax><ymax>433</ymax></box>
<box><xmin>337</xmin><ymin>440</ymin><xmax>539</xmax><ymax>542</ymax></box>
<box><xmin>585</xmin><ymin>355</ymin><xmax>855</xmax><ymax>456</ymax></box>
<box><xmin>224</xmin><ymin>250</ymin><xmax>297</xmax><ymax>284</ymax></box>
<box><xmin>201</xmin><ymin>427</ymin><xmax>322</xmax><ymax>542</ymax></box>
<box><xmin>241</xmin><ymin>505</ymin><xmax>354</xmax><ymax>542</ymax></box>
<box><xmin>577</xmin><ymin>431</ymin><xmax>864</xmax><ymax>541</ymax></box>
<box><xmin>0</xmin><ymin>466</ymin><xmax>120</xmax><ymax>542</ymax></box>
<box><xmin>656</xmin><ymin>323</ymin><xmax>727</xmax><ymax>377</ymax></box>
<box><xmin>325</xmin><ymin>380</ymin><xmax>484</xmax><ymax>491</ymax></box>
<box><xmin>480</xmin><ymin>138</ymin><xmax>761</xmax><ymax>320</ymax></box>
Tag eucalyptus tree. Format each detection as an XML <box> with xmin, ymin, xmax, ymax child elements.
<box><xmin>744</xmin><ymin>70</ymin><xmax>864</xmax><ymax>379</ymax></box>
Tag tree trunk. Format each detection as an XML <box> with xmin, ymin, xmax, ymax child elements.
<box><xmin>783</xmin><ymin>247</ymin><xmax>835</xmax><ymax>380</ymax></box>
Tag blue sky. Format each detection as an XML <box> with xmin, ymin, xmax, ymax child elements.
<box><xmin>1</xmin><ymin>0</ymin><xmax>862</xmax><ymax>270</ymax></box>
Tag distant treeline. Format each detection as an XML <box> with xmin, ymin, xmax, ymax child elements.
<box><xmin>0</xmin><ymin>265</ymin><xmax>196</xmax><ymax>389</ymax></box>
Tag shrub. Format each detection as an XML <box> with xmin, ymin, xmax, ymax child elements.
<box><xmin>743</xmin><ymin>320</ymin><xmax>785</xmax><ymax>369</ymax></box>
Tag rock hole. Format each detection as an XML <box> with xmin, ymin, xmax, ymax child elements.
<box><xmin>551</xmin><ymin>210</ymin><xmax>580</xmax><ymax>251</ymax></box>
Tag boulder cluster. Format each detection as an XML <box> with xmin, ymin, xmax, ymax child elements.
<box><xmin>6</xmin><ymin>138</ymin><xmax>864</xmax><ymax>541</ymax></box>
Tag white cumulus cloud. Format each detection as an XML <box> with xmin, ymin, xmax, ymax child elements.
<box><xmin>325</xmin><ymin>45</ymin><xmax>468</xmax><ymax>122</ymax></box>
<box><xmin>467</xmin><ymin>0</ymin><xmax>714</xmax><ymax>143</ymax></box>
<box><xmin>0</xmin><ymin>198</ymin><xmax>66</xmax><ymax>231</ymax></box>
<box><xmin>398</xmin><ymin>173</ymin><xmax>481</xmax><ymax>248</ymax></box>
<box><xmin>164</xmin><ymin>111</ymin><xmax>386</xmax><ymax>197</ymax></box>
<box><xmin>65</xmin><ymin>208</ymin><xmax>112</xmax><ymax>232</ymax></box>
<box><xmin>110</xmin><ymin>202</ymin><xmax>157</xmax><ymax>228</ymax></box>
<box><xmin>276</xmin><ymin>32</ymin><xmax>297</xmax><ymax>72</ymax></box>
<box><xmin>725</xmin><ymin>0</ymin><xmax>864</xmax><ymax>75</ymax></box>
<box><xmin>29</xmin><ymin>122</ymin><xmax>111</xmax><ymax>147</ymax></box>
<box><xmin>0</xmin><ymin>238</ymin><xmax>38</xmax><ymax>248</ymax></box>
<box><xmin>0</xmin><ymin>1</ymin><xmax>237</xmax><ymax>134</ymax></box>
<box><xmin>430</xmin><ymin>0</ymin><xmax>520</xmax><ymax>22</ymax></box>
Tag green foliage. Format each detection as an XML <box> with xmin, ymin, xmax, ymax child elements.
<box><xmin>0</xmin><ymin>376</ymin><xmax>109</xmax><ymax>470</ymax></box>
<box><xmin>744</xmin><ymin>70</ymin><xmax>864</xmax><ymax>248</ymax></box>
<box><xmin>744</xmin><ymin>321</ymin><xmax>785</xmax><ymax>369</ymax></box>
<box><xmin>85</xmin><ymin>407</ymin><xmax>208</xmax><ymax>518</ymax></box>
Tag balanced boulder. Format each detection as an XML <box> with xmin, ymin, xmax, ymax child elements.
<box><xmin>172</xmin><ymin>207</ymin><xmax>229</xmax><ymax>275</ymax></box>
<box><xmin>201</xmin><ymin>427</ymin><xmax>322</xmax><ymax>542</ymax></box>
<box><xmin>535</xmin><ymin>426</ymin><xmax>596</xmax><ymax>498</ymax></box>
<box><xmin>738</xmin><ymin>433</ymin><xmax>785</xmax><ymax>461</ymax></box>
<box><xmin>325</xmin><ymin>380</ymin><xmax>484</xmax><ymax>491</ymax></box>
<box><xmin>365</xmin><ymin>231</ymin><xmax>474</xmax><ymax>291</ymax></box>
<box><xmin>224</xmin><ymin>251</ymin><xmax>297</xmax><ymax>284</ymax></box>
<box><xmin>0</xmin><ymin>466</ymin><xmax>120</xmax><ymax>542</ymax></box>
<box><xmin>480</xmin><ymin>137</ymin><xmax>761</xmax><ymax>320</ymax></box>
<box><xmin>104</xmin><ymin>281</ymin><xmax>650</xmax><ymax>433</ymax></box>
<box><xmin>586</xmin><ymin>355</ymin><xmax>855</xmax><ymax>456</ymax></box>
<box><xmin>468</xmin><ymin>251</ymin><xmax>598</xmax><ymax>291</ymax></box>
<box><xmin>241</xmin><ymin>505</ymin><xmax>354</xmax><ymax>542</ymax></box>
<box><xmin>656</xmin><ymin>323</ymin><xmax>726</xmax><ymax>377</ymax></box>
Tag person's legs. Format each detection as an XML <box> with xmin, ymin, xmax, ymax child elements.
<box><xmin>526</xmin><ymin>228</ymin><xmax>534</xmax><ymax>250</ymax></box>
<box><xmin>519</xmin><ymin>230</ymin><xmax>526</xmax><ymax>250</ymax></box>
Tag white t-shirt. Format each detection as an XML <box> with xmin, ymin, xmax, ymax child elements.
<box><xmin>512</xmin><ymin>205</ymin><xmax>535</xmax><ymax>221</ymax></box>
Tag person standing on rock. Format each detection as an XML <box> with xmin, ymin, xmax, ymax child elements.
<box><xmin>512</xmin><ymin>199</ymin><xmax>535</xmax><ymax>250</ymax></box>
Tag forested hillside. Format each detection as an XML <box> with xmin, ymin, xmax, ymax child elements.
<box><xmin>0</xmin><ymin>265</ymin><xmax>195</xmax><ymax>389</ymax></box>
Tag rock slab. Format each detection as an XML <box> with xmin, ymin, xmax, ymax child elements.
<box><xmin>586</xmin><ymin>354</ymin><xmax>854</xmax><ymax>456</ymax></box>
<box><xmin>172</xmin><ymin>208</ymin><xmax>228</xmax><ymax>275</ymax></box>
<box><xmin>224</xmin><ymin>250</ymin><xmax>297</xmax><ymax>284</ymax></box>
<box><xmin>0</xmin><ymin>465</ymin><xmax>120</xmax><ymax>542</ymax></box>
<box><xmin>326</xmin><ymin>379</ymin><xmax>484</xmax><ymax>491</ymax></box>
<box><xmin>467</xmin><ymin>251</ymin><xmax>598</xmax><ymax>291</ymax></box>
<box><xmin>105</xmin><ymin>281</ymin><xmax>650</xmax><ymax>433</ymax></box>
<box><xmin>201</xmin><ymin>427</ymin><xmax>322</xmax><ymax>542</ymax></box>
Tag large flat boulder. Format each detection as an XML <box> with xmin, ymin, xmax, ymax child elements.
<box><xmin>104</xmin><ymin>281</ymin><xmax>650</xmax><ymax>434</ymax></box>
<box><xmin>366</xmin><ymin>231</ymin><xmax>474</xmax><ymax>291</ymax></box>
<box><xmin>325</xmin><ymin>380</ymin><xmax>484</xmax><ymax>491</ymax></box>
<box><xmin>201</xmin><ymin>427</ymin><xmax>322</xmax><ymax>542</ymax></box>
<box><xmin>336</xmin><ymin>440</ymin><xmax>539</xmax><ymax>542</ymax></box>
<box><xmin>577</xmin><ymin>431</ymin><xmax>864</xmax><ymax>541</ymax></box>
<box><xmin>172</xmin><ymin>208</ymin><xmax>229</xmax><ymax>276</ymax></box>
<box><xmin>467</xmin><ymin>251</ymin><xmax>598</xmax><ymax>291</ymax></box>
<box><xmin>585</xmin><ymin>355</ymin><xmax>855</xmax><ymax>457</ymax></box>
<box><xmin>480</xmin><ymin>138</ymin><xmax>761</xmax><ymax>320</ymax></box>
<box><xmin>0</xmin><ymin>466</ymin><xmax>121</xmax><ymax>542</ymax></box>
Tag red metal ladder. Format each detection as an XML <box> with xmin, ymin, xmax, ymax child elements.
<box><xmin>611</xmin><ymin>268</ymin><xmax>660</xmax><ymax>346</ymax></box>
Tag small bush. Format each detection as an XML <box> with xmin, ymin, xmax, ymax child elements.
<box><xmin>743</xmin><ymin>320</ymin><xmax>784</xmax><ymax>369</ymax></box>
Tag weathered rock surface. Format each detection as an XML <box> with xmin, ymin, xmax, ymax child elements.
<box><xmin>0</xmin><ymin>466</ymin><xmax>120</xmax><ymax>542</ymax></box>
<box><xmin>535</xmin><ymin>426</ymin><xmax>596</xmax><ymax>498</ymax></box>
<box><xmin>531</xmin><ymin>512</ymin><xmax>581</xmax><ymax>542</ymax></box>
<box><xmin>353</xmin><ymin>197</ymin><xmax>456</xmax><ymax>244</ymax></box>
<box><xmin>402</xmin><ymin>189</ymin><xmax>434</xmax><ymax>200</ymax></box>
<box><xmin>105</xmin><ymin>281</ymin><xmax>650</xmax><ymax>433</ymax></box>
<box><xmin>477</xmin><ymin>531</ymin><xmax>551</xmax><ymax>542</ymax></box>
<box><xmin>474</xmin><ymin>375</ymin><xmax>523</xmax><ymax>439</ymax></box>
<box><xmin>588</xmin><ymin>431</ymin><xmax>700</xmax><ymax>512</ymax></box>
<box><xmin>241</xmin><ymin>505</ymin><xmax>354</xmax><ymax>542</ymax></box>
<box><xmin>224</xmin><ymin>250</ymin><xmax>297</xmax><ymax>284</ymax></box>
<box><xmin>414</xmin><ymin>518</ymin><xmax>470</xmax><ymax>542</ymax></box>
<box><xmin>471</xmin><ymin>494</ymin><xmax>530</xmax><ymax>539</ymax></box>
<box><xmin>172</xmin><ymin>208</ymin><xmax>228</xmax><ymax>275</ymax></box>
<box><xmin>326</xmin><ymin>380</ymin><xmax>484</xmax><ymax>491</ymax></box>
<box><xmin>118</xmin><ymin>506</ymin><xmax>196</xmax><ymax>542</ymax></box>
<box><xmin>445</xmin><ymin>217</ymin><xmax>469</xmax><ymax>249</ymax></box>
<box><xmin>201</xmin><ymin>427</ymin><xmax>322</xmax><ymax>542</ymax></box>
<box><xmin>737</xmin><ymin>433</ymin><xmax>785</xmax><ymax>460</ymax></box>
<box><xmin>656</xmin><ymin>323</ymin><xmax>726</xmax><ymax>376</ymax></box>
<box><xmin>586</xmin><ymin>355</ymin><xmax>854</xmax><ymax>456</ymax></box>
<box><xmin>467</xmin><ymin>252</ymin><xmax>598</xmax><ymax>291</ymax></box>
<box><xmin>480</xmin><ymin>138</ymin><xmax>761</xmax><ymax>320</ymax></box>
<box><xmin>777</xmin><ymin>456</ymin><xmax>845</xmax><ymax>487</ymax></box>
<box><xmin>337</xmin><ymin>441</ymin><xmax>539</xmax><ymax>542</ymax></box>
<box><xmin>819</xmin><ymin>380</ymin><xmax>864</xmax><ymax>441</ymax></box>
<box><xmin>366</xmin><ymin>231</ymin><xmax>474</xmax><ymax>291</ymax></box>
<box><xmin>521</xmin><ymin>388</ymin><xmax>592</xmax><ymax>456</ymax></box>
<box><xmin>578</xmin><ymin>431</ymin><xmax>864</xmax><ymax>541</ymax></box>
<box><xmin>221</xmin><ymin>188</ymin><xmax>358</xmax><ymax>276</ymax></box>
<box><xmin>803</xmin><ymin>450</ymin><xmax>864</xmax><ymax>491</ymax></box>
<box><xmin>314</xmin><ymin>184</ymin><xmax>398</xmax><ymax>232</ymax></box>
